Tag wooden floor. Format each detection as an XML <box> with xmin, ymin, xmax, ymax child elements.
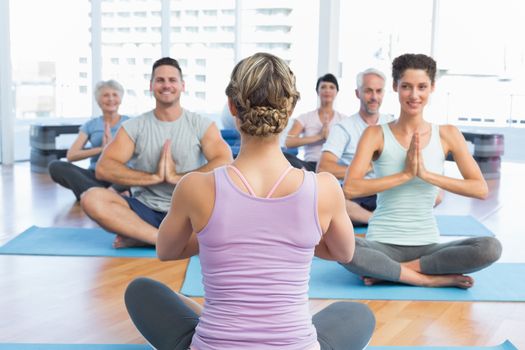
<box><xmin>1</xmin><ymin>161</ymin><xmax>524</xmax><ymax>347</ymax></box>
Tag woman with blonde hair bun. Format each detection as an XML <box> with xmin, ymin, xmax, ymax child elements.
<box><xmin>125</xmin><ymin>52</ymin><xmax>375</xmax><ymax>350</ymax></box>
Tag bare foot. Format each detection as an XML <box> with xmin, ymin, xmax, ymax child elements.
<box><xmin>361</xmin><ymin>276</ymin><xmax>384</xmax><ymax>286</ymax></box>
<box><xmin>424</xmin><ymin>274</ymin><xmax>474</xmax><ymax>289</ymax></box>
<box><xmin>113</xmin><ymin>235</ymin><xmax>150</xmax><ymax>249</ymax></box>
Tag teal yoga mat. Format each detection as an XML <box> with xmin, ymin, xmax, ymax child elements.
<box><xmin>181</xmin><ymin>256</ymin><xmax>525</xmax><ymax>302</ymax></box>
<box><xmin>0</xmin><ymin>226</ymin><xmax>156</xmax><ymax>258</ymax></box>
<box><xmin>0</xmin><ymin>341</ymin><xmax>516</xmax><ymax>350</ymax></box>
<box><xmin>0</xmin><ymin>345</ymin><xmax>150</xmax><ymax>350</ymax></box>
<box><xmin>353</xmin><ymin>215</ymin><xmax>494</xmax><ymax>237</ymax></box>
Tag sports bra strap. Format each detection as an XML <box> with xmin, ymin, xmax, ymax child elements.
<box><xmin>227</xmin><ymin>165</ymin><xmax>256</xmax><ymax>196</ymax></box>
<box><xmin>265</xmin><ymin>166</ymin><xmax>294</xmax><ymax>198</ymax></box>
<box><xmin>227</xmin><ymin>165</ymin><xmax>294</xmax><ymax>199</ymax></box>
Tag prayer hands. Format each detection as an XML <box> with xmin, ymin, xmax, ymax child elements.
<box><xmin>320</xmin><ymin>113</ymin><xmax>330</xmax><ymax>140</ymax></box>
<box><xmin>155</xmin><ymin>140</ymin><xmax>182</xmax><ymax>185</ymax></box>
<box><xmin>405</xmin><ymin>132</ymin><xmax>428</xmax><ymax>180</ymax></box>
<box><xmin>102</xmin><ymin>121</ymin><xmax>112</xmax><ymax>147</ymax></box>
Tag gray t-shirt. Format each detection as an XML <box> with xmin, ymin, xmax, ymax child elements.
<box><xmin>123</xmin><ymin>109</ymin><xmax>212</xmax><ymax>212</ymax></box>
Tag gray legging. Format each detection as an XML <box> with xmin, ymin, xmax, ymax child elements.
<box><xmin>125</xmin><ymin>277</ymin><xmax>376</xmax><ymax>350</ymax></box>
<box><xmin>48</xmin><ymin>160</ymin><xmax>127</xmax><ymax>200</ymax></box>
<box><xmin>341</xmin><ymin>236</ymin><xmax>502</xmax><ymax>281</ymax></box>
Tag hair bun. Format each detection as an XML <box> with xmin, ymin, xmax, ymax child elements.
<box><xmin>239</xmin><ymin>106</ymin><xmax>288</xmax><ymax>137</ymax></box>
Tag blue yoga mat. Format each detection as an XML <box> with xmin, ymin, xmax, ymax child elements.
<box><xmin>181</xmin><ymin>256</ymin><xmax>525</xmax><ymax>302</ymax></box>
<box><xmin>0</xmin><ymin>226</ymin><xmax>156</xmax><ymax>258</ymax></box>
<box><xmin>353</xmin><ymin>215</ymin><xmax>494</xmax><ymax>237</ymax></box>
<box><xmin>0</xmin><ymin>345</ymin><xmax>150</xmax><ymax>350</ymax></box>
<box><xmin>370</xmin><ymin>341</ymin><xmax>518</xmax><ymax>350</ymax></box>
<box><xmin>0</xmin><ymin>342</ymin><xmax>516</xmax><ymax>350</ymax></box>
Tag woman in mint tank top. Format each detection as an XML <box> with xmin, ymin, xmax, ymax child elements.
<box><xmin>124</xmin><ymin>53</ymin><xmax>375</xmax><ymax>350</ymax></box>
<box><xmin>340</xmin><ymin>53</ymin><xmax>501</xmax><ymax>289</ymax></box>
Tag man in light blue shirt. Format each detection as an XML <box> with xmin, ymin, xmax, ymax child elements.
<box><xmin>318</xmin><ymin>68</ymin><xmax>393</xmax><ymax>225</ymax></box>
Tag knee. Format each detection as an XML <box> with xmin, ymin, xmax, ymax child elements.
<box><xmin>48</xmin><ymin>160</ymin><xmax>67</xmax><ymax>179</ymax></box>
<box><xmin>479</xmin><ymin>237</ymin><xmax>502</xmax><ymax>264</ymax></box>
<box><xmin>125</xmin><ymin>277</ymin><xmax>155</xmax><ymax>306</ymax></box>
<box><xmin>80</xmin><ymin>187</ymin><xmax>107</xmax><ymax>216</ymax></box>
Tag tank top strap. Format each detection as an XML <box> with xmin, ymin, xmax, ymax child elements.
<box><xmin>227</xmin><ymin>165</ymin><xmax>295</xmax><ymax>199</ymax></box>
<box><xmin>265</xmin><ymin>166</ymin><xmax>294</xmax><ymax>198</ymax></box>
<box><xmin>226</xmin><ymin>165</ymin><xmax>256</xmax><ymax>196</ymax></box>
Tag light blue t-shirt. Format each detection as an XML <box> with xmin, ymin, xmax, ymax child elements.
<box><xmin>321</xmin><ymin>113</ymin><xmax>394</xmax><ymax>178</ymax></box>
<box><xmin>79</xmin><ymin>115</ymin><xmax>130</xmax><ymax>170</ymax></box>
<box><xmin>123</xmin><ymin>109</ymin><xmax>212</xmax><ymax>212</ymax></box>
<box><xmin>367</xmin><ymin>123</ymin><xmax>444</xmax><ymax>245</ymax></box>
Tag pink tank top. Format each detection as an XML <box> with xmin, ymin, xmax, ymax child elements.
<box><xmin>191</xmin><ymin>165</ymin><xmax>322</xmax><ymax>350</ymax></box>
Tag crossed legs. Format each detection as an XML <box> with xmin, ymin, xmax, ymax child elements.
<box><xmin>80</xmin><ymin>187</ymin><xmax>158</xmax><ymax>247</ymax></box>
<box><xmin>341</xmin><ymin>236</ymin><xmax>502</xmax><ymax>288</ymax></box>
<box><xmin>125</xmin><ymin>277</ymin><xmax>376</xmax><ymax>350</ymax></box>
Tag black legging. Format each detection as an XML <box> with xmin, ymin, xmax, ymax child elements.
<box><xmin>125</xmin><ymin>277</ymin><xmax>376</xmax><ymax>350</ymax></box>
<box><xmin>48</xmin><ymin>160</ymin><xmax>127</xmax><ymax>200</ymax></box>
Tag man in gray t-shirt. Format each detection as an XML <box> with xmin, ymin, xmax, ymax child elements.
<box><xmin>81</xmin><ymin>57</ymin><xmax>233</xmax><ymax>248</ymax></box>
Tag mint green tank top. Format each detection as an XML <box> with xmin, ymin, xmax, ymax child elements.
<box><xmin>367</xmin><ymin>123</ymin><xmax>444</xmax><ymax>245</ymax></box>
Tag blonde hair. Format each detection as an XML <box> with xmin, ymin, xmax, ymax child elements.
<box><xmin>225</xmin><ymin>52</ymin><xmax>300</xmax><ymax>137</ymax></box>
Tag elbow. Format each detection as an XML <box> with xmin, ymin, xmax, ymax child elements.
<box><xmin>476</xmin><ymin>182</ymin><xmax>489</xmax><ymax>200</ymax></box>
<box><xmin>317</xmin><ymin>161</ymin><xmax>327</xmax><ymax>174</ymax></box>
<box><xmin>94</xmin><ymin>164</ymin><xmax>108</xmax><ymax>181</ymax></box>
<box><xmin>342</xmin><ymin>181</ymin><xmax>358</xmax><ymax>200</ymax></box>
<box><xmin>339</xmin><ymin>249</ymin><xmax>355</xmax><ymax>264</ymax></box>
<box><xmin>65</xmin><ymin>151</ymin><xmax>75</xmax><ymax>162</ymax></box>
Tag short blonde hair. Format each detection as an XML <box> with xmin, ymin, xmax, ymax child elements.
<box><xmin>225</xmin><ymin>52</ymin><xmax>300</xmax><ymax>137</ymax></box>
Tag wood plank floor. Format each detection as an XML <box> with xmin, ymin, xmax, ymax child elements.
<box><xmin>1</xmin><ymin>161</ymin><xmax>524</xmax><ymax>347</ymax></box>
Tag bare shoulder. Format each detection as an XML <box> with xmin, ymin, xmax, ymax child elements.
<box><xmin>362</xmin><ymin>124</ymin><xmax>385</xmax><ymax>142</ymax></box>
<box><xmin>315</xmin><ymin>171</ymin><xmax>342</xmax><ymax>195</ymax></box>
<box><xmin>178</xmin><ymin>171</ymin><xmax>214</xmax><ymax>190</ymax></box>
<box><xmin>439</xmin><ymin>124</ymin><xmax>462</xmax><ymax>141</ymax></box>
<box><xmin>439</xmin><ymin>124</ymin><xmax>464</xmax><ymax>148</ymax></box>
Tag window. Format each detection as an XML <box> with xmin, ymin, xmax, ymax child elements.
<box><xmin>195</xmin><ymin>75</ymin><xmax>206</xmax><ymax>82</ymax></box>
<box><xmin>337</xmin><ymin>0</ymin><xmax>432</xmax><ymax>117</ymax></box>
<box><xmin>221</xmin><ymin>26</ymin><xmax>234</xmax><ymax>32</ymax></box>
<box><xmin>255</xmin><ymin>25</ymin><xmax>291</xmax><ymax>33</ymax></box>
<box><xmin>195</xmin><ymin>91</ymin><xmax>206</xmax><ymax>99</ymax></box>
<box><xmin>101</xmin><ymin>0</ymin><xmax>162</xmax><ymax>117</ymax></box>
<box><xmin>10</xmin><ymin>0</ymin><xmax>92</xmax><ymax>161</ymax></box>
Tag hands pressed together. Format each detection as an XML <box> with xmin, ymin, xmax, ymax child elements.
<box><xmin>154</xmin><ymin>139</ymin><xmax>181</xmax><ymax>185</ymax></box>
<box><xmin>319</xmin><ymin>113</ymin><xmax>331</xmax><ymax>140</ymax></box>
<box><xmin>404</xmin><ymin>132</ymin><xmax>429</xmax><ymax>181</ymax></box>
<box><xmin>102</xmin><ymin>121</ymin><xmax>113</xmax><ymax>148</ymax></box>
